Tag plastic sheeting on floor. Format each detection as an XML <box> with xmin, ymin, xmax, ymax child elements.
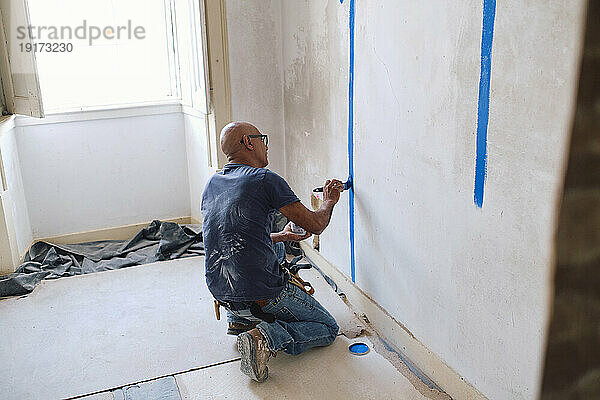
<box><xmin>0</xmin><ymin>220</ymin><xmax>204</xmax><ymax>298</ymax></box>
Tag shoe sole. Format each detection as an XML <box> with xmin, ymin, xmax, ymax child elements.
<box><xmin>237</xmin><ymin>332</ymin><xmax>268</xmax><ymax>382</ymax></box>
<box><xmin>227</xmin><ymin>324</ymin><xmax>258</xmax><ymax>336</ymax></box>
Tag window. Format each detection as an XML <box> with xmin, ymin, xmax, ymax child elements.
<box><xmin>26</xmin><ymin>0</ymin><xmax>175</xmax><ymax>112</ymax></box>
<box><xmin>0</xmin><ymin>0</ymin><xmax>209</xmax><ymax>116</ymax></box>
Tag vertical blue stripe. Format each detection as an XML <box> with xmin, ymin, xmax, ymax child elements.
<box><xmin>474</xmin><ymin>0</ymin><xmax>497</xmax><ymax>208</ymax></box>
<box><xmin>348</xmin><ymin>0</ymin><xmax>356</xmax><ymax>283</ymax></box>
<box><xmin>340</xmin><ymin>0</ymin><xmax>356</xmax><ymax>283</ymax></box>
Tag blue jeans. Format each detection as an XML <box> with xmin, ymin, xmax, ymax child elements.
<box><xmin>226</xmin><ymin>281</ymin><xmax>339</xmax><ymax>355</ymax></box>
<box><xmin>226</xmin><ymin>241</ymin><xmax>337</xmax><ymax>355</ymax></box>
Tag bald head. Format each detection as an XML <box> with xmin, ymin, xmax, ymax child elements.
<box><xmin>220</xmin><ymin>121</ymin><xmax>269</xmax><ymax>168</ymax></box>
<box><xmin>220</xmin><ymin>122</ymin><xmax>260</xmax><ymax>157</ymax></box>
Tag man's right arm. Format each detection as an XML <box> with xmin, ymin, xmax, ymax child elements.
<box><xmin>279</xmin><ymin>179</ymin><xmax>344</xmax><ymax>235</ymax></box>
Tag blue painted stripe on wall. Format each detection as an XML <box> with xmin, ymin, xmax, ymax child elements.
<box><xmin>474</xmin><ymin>0</ymin><xmax>497</xmax><ymax>208</ymax></box>
<box><xmin>341</xmin><ymin>0</ymin><xmax>357</xmax><ymax>283</ymax></box>
<box><xmin>348</xmin><ymin>0</ymin><xmax>356</xmax><ymax>283</ymax></box>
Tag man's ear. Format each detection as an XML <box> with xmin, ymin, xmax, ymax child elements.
<box><xmin>242</xmin><ymin>136</ymin><xmax>254</xmax><ymax>151</ymax></box>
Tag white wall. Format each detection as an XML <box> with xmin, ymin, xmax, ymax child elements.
<box><xmin>280</xmin><ymin>1</ymin><xmax>586</xmax><ymax>399</ymax></box>
<box><xmin>0</xmin><ymin>121</ymin><xmax>33</xmax><ymax>258</ymax></box>
<box><xmin>226</xmin><ymin>0</ymin><xmax>286</xmax><ymax>177</ymax></box>
<box><xmin>282</xmin><ymin>1</ymin><xmax>351</xmax><ymax>273</ymax></box>
<box><xmin>16</xmin><ymin>113</ymin><xmax>190</xmax><ymax>238</ymax></box>
<box><xmin>184</xmin><ymin>113</ymin><xmax>215</xmax><ymax>222</ymax></box>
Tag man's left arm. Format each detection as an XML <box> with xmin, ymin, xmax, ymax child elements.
<box><xmin>271</xmin><ymin>222</ymin><xmax>312</xmax><ymax>243</ymax></box>
<box><xmin>263</xmin><ymin>170</ymin><xmax>312</xmax><ymax>244</ymax></box>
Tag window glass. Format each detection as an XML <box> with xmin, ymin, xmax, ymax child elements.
<box><xmin>26</xmin><ymin>0</ymin><xmax>176</xmax><ymax>112</ymax></box>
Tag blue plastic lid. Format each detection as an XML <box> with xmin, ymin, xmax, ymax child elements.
<box><xmin>348</xmin><ymin>342</ymin><xmax>370</xmax><ymax>355</ymax></box>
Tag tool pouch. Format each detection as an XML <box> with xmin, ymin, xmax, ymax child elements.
<box><xmin>288</xmin><ymin>273</ymin><xmax>315</xmax><ymax>295</ymax></box>
<box><xmin>282</xmin><ymin>256</ymin><xmax>315</xmax><ymax>296</ymax></box>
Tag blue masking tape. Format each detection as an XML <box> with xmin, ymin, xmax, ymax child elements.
<box><xmin>474</xmin><ymin>0</ymin><xmax>497</xmax><ymax>208</ymax></box>
<box><xmin>340</xmin><ymin>0</ymin><xmax>356</xmax><ymax>283</ymax></box>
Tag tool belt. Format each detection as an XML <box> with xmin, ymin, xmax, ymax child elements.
<box><xmin>213</xmin><ymin>299</ymin><xmax>276</xmax><ymax>323</ymax></box>
<box><xmin>214</xmin><ymin>255</ymin><xmax>315</xmax><ymax>322</ymax></box>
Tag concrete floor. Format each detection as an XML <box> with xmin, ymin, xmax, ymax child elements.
<box><xmin>0</xmin><ymin>256</ymin><xmax>442</xmax><ymax>399</ymax></box>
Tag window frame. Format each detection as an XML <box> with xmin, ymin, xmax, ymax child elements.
<box><xmin>0</xmin><ymin>0</ymin><xmax>44</xmax><ymax>118</ymax></box>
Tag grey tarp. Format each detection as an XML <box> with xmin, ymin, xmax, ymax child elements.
<box><xmin>0</xmin><ymin>220</ymin><xmax>204</xmax><ymax>298</ymax></box>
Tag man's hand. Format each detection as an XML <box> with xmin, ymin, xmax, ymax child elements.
<box><xmin>270</xmin><ymin>222</ymin><xmax>312</xmax><ymax>243</ymax></box>
<box><xmin>279</xmin><ymin>177</ymin><xmax>346</xmax><ymax>236</ymax></box>
<box><xmin>282</xmin><ymin>221</ymin><xmax>312</xmax><ymax>242</ymax></box>
<box><xmin>323</xmin><ymin>179</ymin><xmax>344</xmax><ymax>204</ymax></box>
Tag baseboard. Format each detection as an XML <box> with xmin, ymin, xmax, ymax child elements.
<box><xmin>300</xmin><ymin>242</ymin><xmax>488</xmax><ymax>400</ymax></box>
<box><xmin>31</xmin><ymin>217</ymin><xmax>193</xmax><ymax>247</ymax></box>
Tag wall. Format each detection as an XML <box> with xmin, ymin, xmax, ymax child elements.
<box><xmin>282</xmin><ymin>1</ymin><xmax>351</xmax><ymax>273</ymax></box>
<box><xmin>15</xmin><ymin>113</ymin><xmax>190</xmax><ymax>238</ymax></box>
<box><xmin>0</xmin><ymin>118</ymin><xmax>33</xmax><ymax>260</ymax></box>
<box><xmin>184</xmin><ymin>113</ymin><xmax>216</xmax><ymax>222</ymax></box>
<box><xmin>280</xmin><ymin>1</ymin><xmax>586</xmax><ymax>399</ymax></box>
<box><xmin>226</xmin><ymin>0</ymin><xmax>286</xmax><ymax>177</ymax></box>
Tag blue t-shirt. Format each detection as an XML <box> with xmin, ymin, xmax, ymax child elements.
<box><xmin>201</xmin><ymin>163</ymin><xmax>300</xmax><ymax>301</ymax></box>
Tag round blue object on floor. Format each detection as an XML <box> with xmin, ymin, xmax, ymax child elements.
<box><xmin>348</xmin><ymin>342</ymin><xmax>370</xmax><ymax>355</ymax></box>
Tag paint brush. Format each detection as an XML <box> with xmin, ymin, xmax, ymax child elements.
<box><xmin>313</xmin><ymin>178</ymin><xmax>352</xmax><ymax>193</ymax></box>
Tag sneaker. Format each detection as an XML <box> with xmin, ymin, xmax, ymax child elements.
<box><xmin>227</xmin><ymin>322</ymin><xmax>258</xmax><ymax>336</ymax></box>
<box><xmin>237</xmin><ymin>328</ymin><xmax>271</xmax><ymax>382</ymax></box>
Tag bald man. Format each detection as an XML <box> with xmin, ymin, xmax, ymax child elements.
<box><xmin>201</xmin><ymin>122</ymin><xmax>344</xmax><ymax>382</ymax></box>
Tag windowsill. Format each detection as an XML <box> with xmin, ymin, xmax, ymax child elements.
<box><xmin>14</xmin><ymin>100</ymin><xmax>197</xmax><ymax>127</ymax></box>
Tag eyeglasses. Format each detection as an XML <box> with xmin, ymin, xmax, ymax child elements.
<box><xmin>240</xmin><ymin>134</ymin><xmax>268</xmax><ymax>147</ymax></box>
